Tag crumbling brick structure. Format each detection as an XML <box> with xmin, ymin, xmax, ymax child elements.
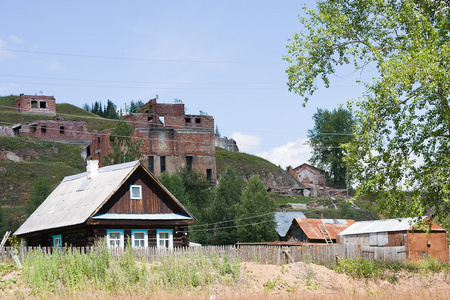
<box><xmin>9</xmin><ymin>96</ymin><xmax>217</xmax><ymax>182</ymax></box>
<box><xmin>116</xmin><ymin>99</ymin><xmax>217</xmax><ymax>182</ymax></box>
<box><xmin>15</xmin><ymin>94</ymin><xmax>56</xmax><ymax>116</ymax></box>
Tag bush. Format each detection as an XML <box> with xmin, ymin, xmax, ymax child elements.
<box><xmin>334</xmin><ymin>257</ymin><xmax>380</xmax><ymax>279</ymax></box>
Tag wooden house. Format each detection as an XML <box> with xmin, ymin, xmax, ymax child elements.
<box><xmin>337</xmin><ymin>218</ymin><xmax>449</xmax><ymax>261</ymax></box>
<box><xmin>14</xmin><ymin>160</ymin><xmax>195</xmax><ymax>249</ymax></box>
<box><xmin>285</xmin><ymin>218</ymin><xmax>355</xmax><ymax>244</ymax></box>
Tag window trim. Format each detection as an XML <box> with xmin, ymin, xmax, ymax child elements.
<box><xmin>131</xmin><ymin>229</ymin><xmax>148</xmax><ymax>249</ymax></box>
<box><xmin>156</xmin><ymin>229</ymin><xmax>173</xmax><ymax>249</ymax></box>
<box><xmin>52</xmin><ymin>234</ymin><xmax>62</xmax><ymax>249</ymax></box>
<box><xmin>106</xmin><ymin>229</ymin><xmax>124</xmax><ymax>249</ymax></box>
<box><xmin>130</xmin><ymin>185</ymin><xmax>142</xmax><ymax>200</ymax></box>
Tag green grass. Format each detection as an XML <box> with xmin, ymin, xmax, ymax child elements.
<box><xmin>21</xmin><ymin>241</ymin><xmax>241</xmax><ymax>298</ymax></box>
<box><xmin>216</xmin><ymin>147</ymin><xmax>286</xmax><ymax>176</ymax></box>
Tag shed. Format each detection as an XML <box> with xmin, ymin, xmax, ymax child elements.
<box><xmin>274</xmin><ymin>211</ymin><xmax>306</xmax><ymax>240</ymax></box>
<box><xmin>338</xmin><ymin>218</ymin><xmax>448</xmax><ymax>261</ymax></box>
<box><xmin>285</xmin><ymin>218</ymin><xmax>355</xmax><ymax>244</ymax></box>
<box><xmin>15</xmin><ymin>160</ymin><xmax>195</xmax><ymax>249</ymax></box>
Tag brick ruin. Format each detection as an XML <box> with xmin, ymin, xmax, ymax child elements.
<box><xmin>8</xmin><ymin>96</ymin><xmax>218</xmax><ymax>182</ymax></box>
<box><xmin>15</xmin><ymin>94</ymin><xmax>56</xmax><ymax>116</ymax></box>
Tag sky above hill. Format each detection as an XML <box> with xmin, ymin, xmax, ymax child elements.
<box><xmin>0</xmin><ymin>1</ymin><xmax>374</xmax><ymax>169</ymax></box>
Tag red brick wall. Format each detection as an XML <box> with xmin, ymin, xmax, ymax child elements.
<box><xmin>15</xmin><ymin>95</ymin><xmax>56</xmax><ymax>116</ymax></box>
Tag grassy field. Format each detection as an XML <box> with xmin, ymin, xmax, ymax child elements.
<box><xmin>0</xmin><ymin>245</ymin><xmax>448</xmax><ymax>299</ymax></box>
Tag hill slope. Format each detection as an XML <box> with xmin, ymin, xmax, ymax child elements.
<box><xmin>215</xmin><ymin>147</ymin><xmax>300</xmax><ymax>188</ymax></box>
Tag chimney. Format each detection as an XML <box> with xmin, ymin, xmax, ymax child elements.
<box><xmin>86</xmin><ymin>160</ymin><xmax>99</xmax><ymax>179</ymax></box>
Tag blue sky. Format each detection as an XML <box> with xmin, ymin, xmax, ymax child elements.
<box><xmin>0</xmin><ymin>1</ymin><xmax>372</xmax><ymax>168</ymax></box>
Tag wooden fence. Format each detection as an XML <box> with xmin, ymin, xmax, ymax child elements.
<box><xmin>0</xmin><ymin>244</ymin><xmax>412</xmax><ymax>265</ymax></box>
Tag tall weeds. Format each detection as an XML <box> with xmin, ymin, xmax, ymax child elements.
<box><xmin>21</xmin><ymin>243</ymin><xmax>240</xmax><ymax>298</ymax></box>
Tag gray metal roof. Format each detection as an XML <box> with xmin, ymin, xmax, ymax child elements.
<box><xmin>275</xmin><ymin>211</ymin><xmax>306</xmax><ymax>237</ymax></box>
<box><xmin>15</xmin><ymin>161</ymin><xmax>193</xmax><ymax>236</ymax></box>
<box><xmin>338</xmin><ymin>217</ymin><xmax>426</xmax><ymax>236</ymax></box>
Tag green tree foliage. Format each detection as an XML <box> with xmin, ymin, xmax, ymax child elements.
<box><xmin>209</xmin><ymin>166</ymin><xmax>244</xmax><ymax>245</ymax></box>
<box><xmin>236</xmin><ymin>176</ymin><xmax>277</xmax><ymax>243</ymax></box>
<box><xmin>127</xmin><ymin>100</ymin><xmax>144</xmax><ymax>114</ymax></box>
<box><xmin>104</xmin><ymin>100</ymin><xmax>119</xmax><ymax>119</ymax></box>
<box><xmin>159</xmin><ymin>166</ymin><xmax>212</xmax><ymax>244</ymax></box>
<box><xmin>103</xmin><ymin>121</ymin><xmax>142</xmax><ymax>165</ymax></box>
<box><xmin>284</xmin><ymin>0</ymin><xmax>450</xmax><ymax>220</ymax></box>
<box><xmin>26</xmin><ymin>177</ymin><xmax>52</xmax><ymax>216</ymax></box>
<box><xmin>308</xmin><ymin>108</ymin><xmax>354</xmax><ymax>188</ymax></box>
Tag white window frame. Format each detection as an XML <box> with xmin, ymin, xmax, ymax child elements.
<box><xmin>106</xmin><ymin>229</ymin><xmax>124</xmax><ymax>249</ymax></box>
<box><xmin>52</xmin><ymin>234</ymin><xmax>62</xmax><ymax>249</ymax></box>
<box><xmin>156</xmin><ymin>229</ymin><xmax>173</xmax><ymax>249</ymax></box>
<box><xmin>131</xmin><ymin>229</ymin><xmax>148</xmax><ymax>249</ymax></box>
<box><xmin>130</xmin><ymin>185</ymin><xmax>142</xmax><ymax>200</ymax></box>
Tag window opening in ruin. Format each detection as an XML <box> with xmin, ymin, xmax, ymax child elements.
<box><xmin>206</xmin><ymin>169</ymin><xmax>212</xmax><ymax>181</ymax></box>
<box><xmin>160</xmin><ymin>156</ymin><xmax>166</xmax><ymax>172</ymax></box>
<box><xmin>60</xmin><ymin>126</ymin><xmax>65</xmax><ymax>134</ymax></box>
<box><xmin>40</xmin><ymin>101</ymin><xmax>47</xmax><ymax>108</ymax></box>
<box><xmin>185</xmin><ymin>117</ymin><xmax>191</xmax><ymax>123</ymax></box>
<box><xmin>30</xmin><ymin>124</ymin><xmax>37</xmax><ymax>134</ymax></box>
<box><xmin>147</xmin><ymin>116</ymin><xmax>153</xmax><ymax>122</ymax></box>
<box><xmin>18</xmin><ymin>103</ymin><xmax>21</xmax><ymax>111</ymax></box>
<box><xmin>195</xmin><ymin>118</ymin><xmax>201</xmax><ymax>124</ymax></box>
<box><xmin>159</xmin><ymin>116</ymin><xmax>165</xmax><ymax>126</ymax></box>
<box><xmin>186</xmin><ymin>156</ymin><xmax>193</xmax><ymax>169</ymax></box>
<box><xmin>41</xmin><ymin>126</ymin><xmax>47</xmax><ymax>134</ymax></box>
<box><xmin>98</xmin><ymin>137</ymin><xmax>101</xmax><ymax>145</ymax></box>
<box><xmin>148</xmin><ymin>156</ymin><xmax>154</xmax><ymax>173</ymax></box>
<box><xmin>31</xmin><ymin>101</ymin><xmax>38</xmax><ymax>108</ymax></box>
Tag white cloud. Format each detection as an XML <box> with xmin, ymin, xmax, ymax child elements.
<box><xmin>231</xmin><ymin>132</ymin><xmax>261</xmax><ymax>153</ymax></box>
<box><xmin>9</xmin><ymin>35</ymin><xmax>23</xmax><ymax>44</ymax></box>
<box><xmin>257</xmin><ymin>139</ymin><xmax>312</xmax><ymax>169</ymax></box>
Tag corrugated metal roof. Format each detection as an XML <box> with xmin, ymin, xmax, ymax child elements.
<box><xmin>15</xmin><ymin>160</ymin><xmax>194</xmax><ymax>236</ymax></box>
<box><xmin>294</xmin><ymin>218</ymin><xmax>355</xmax><ymax>240</ymax></box>
<box><xmin>275</xmin><ymin>212</ymin><xmax>306</xmax><ymax>237</ymax></box>
<box><xmin>338</xmin><ymin>217</ymin><xmax>427</xmax><ymax>236</ymax></box>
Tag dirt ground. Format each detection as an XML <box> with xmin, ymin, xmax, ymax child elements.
<box><xmin>2</xmin><ymin>261</ymin><xmax>450</xmax><ymax>299</ymax></box>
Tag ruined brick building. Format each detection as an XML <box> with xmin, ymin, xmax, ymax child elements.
<box><xmin>7</xmin><ymin>95</ymin><xmax>217</xmax><ymax>182</ymax></box>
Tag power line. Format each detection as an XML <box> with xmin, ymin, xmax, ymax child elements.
<box><xmin>0</xmin><ymin>48</ymin><xmax>284</xmax><ymax>65</ymax></box>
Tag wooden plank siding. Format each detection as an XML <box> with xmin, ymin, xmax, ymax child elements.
<box><xmin>98</xmin><ymin>168</ymin><xmax>183</xmax><ymax>215</ymax></box>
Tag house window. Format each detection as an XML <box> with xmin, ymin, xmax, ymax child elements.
<box><xmin>40</xmin><ymin>101</ymin><xmax>47</xmax><ymax>108</ymax></box>
<box><xmin>60</xmin><ymin>126</ymin><xmax>65</xmax><ymax>134</ymax></box>
<box><xmin>131</xmin><ymin>230</ymin><xmax>148</xmax><ymax>248</ymax></box>
<box><xmin>31</xmin><ymin>100</ymin><xmax>38</xmax><ymax>108</ymax></box>
<box><xmin>156</xmin><ymin>229</ymin><xmax>173</xmax><ymax>249</ymax></box>
<box><xmin>52</xmin><ymin>234</ymin><xmax>62</xmax><ymax>249</ymax></box>
<box><xmin>206</xmin><ymin>169</ymin><xmax>212</xmax><ymax>181</ymax></box>
<box><xmin>41</xmin><ymin>125</ymin><xmax>47</xmax><ymax>134</ymax></box>
<box><xmin>185</xmin><ymin>117</ymin><xmax>191</xmax><ymax>124</ymax></box>
<box><xmin>148</xmin><ymin>156</ymin><xmax>154</xmax><ymax>173</ymax></box>
<box><xmin>130</xmin><ymin>185</ymin><xmax>142</xmax><ymax>200</ymax></box>
<box><xmin>160</xmin><ymin>156</ymin><xmax>166</xmax><ymax>173</ymax></box>
<box><xmin>106</xmin><ymin>229</ymin><xmax>124</xmax><ymax>248</ymax></box>
<box><xmin>195</xmin><ymin>118</ymin><xmax>201</xmax><ymax>124</ymax></box>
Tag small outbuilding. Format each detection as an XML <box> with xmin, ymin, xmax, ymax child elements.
<box><xmin>15</xmin><ymin>160</ymin><xmax>195</xmax><ymax>249</ymax></box>
<box><xmin>285</xmin><ymin>218</ymin><xmax>355</xmax><ymax>244</ymax></box>
<box><xmin>275</xmin><ymin>211</ymin><xmax>306</xmax><ymax>241</ymax></box>
<box><xmin>338</xmin><ymin>218</ymin><xmax>449</xmax><ymax>261</ymax></box>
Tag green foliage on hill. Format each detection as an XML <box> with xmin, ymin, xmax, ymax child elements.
<box><xmin>215</xmin><ymin>147</ymin><xmax>285</xmax><ymax>177</ymax></box>
<box><xmin>0</xmin><ymin>95</ymin><xmax>116</xmax><ymax>131</ymax></box>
